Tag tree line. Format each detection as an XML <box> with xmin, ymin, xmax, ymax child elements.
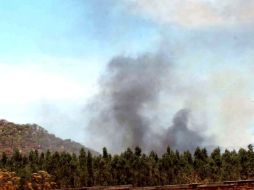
<box><xmin>1</xmin><ymin>145</ymin><xmax>254</xmax><ymax>189</ymax></box>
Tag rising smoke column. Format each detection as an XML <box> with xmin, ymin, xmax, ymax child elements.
<box><xmin>88</xmin><ymin>53</ymin><xmax>206</xmax><ymax>153</ymax></box>
<box><xmin>163</xmin><ymin>109</ymin><xmax>204</xmax><ymax>152</ymax></box>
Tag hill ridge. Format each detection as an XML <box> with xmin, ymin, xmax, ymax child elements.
<box><xmin>0</xmin><ymin>119</ymin><xmax>98</xmax><ymax>155</ymax></box>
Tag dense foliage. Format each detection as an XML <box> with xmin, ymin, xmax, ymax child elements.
<box><xmin>0</xmin><ymin>169</ymin><xmax>55</xmax><ymax>190</ymax></box>
<box><xmin>1</xmin><ymin>145</ymin><xmax>254</xmax><ymax>189</ymax></box>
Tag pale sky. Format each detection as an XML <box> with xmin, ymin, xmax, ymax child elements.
<box><xmin>1</xmin><ymin>0</ymin><xmax>254</xmax><ymax>152</ymax></box>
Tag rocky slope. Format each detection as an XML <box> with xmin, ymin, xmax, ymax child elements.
<box><xmin>0</xmin><ymin>119</ymin><xmax>98</xmax><ymax>155</ymax></box>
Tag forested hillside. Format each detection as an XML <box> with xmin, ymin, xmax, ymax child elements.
<box><xmin>0</xmin><ymin>119</ymin><xmax>97</xmax><ymax>155</ymax></box>
<box><xmin>1</xmin><ymin>119</ymin><xmax>254</xmax><ymax>189</ymax></box>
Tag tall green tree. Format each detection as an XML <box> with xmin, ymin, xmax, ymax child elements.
<box><xmin>79</xmin><ymin>148</ymin><xmax>88</xmax><ymax>187</ymax></box>
<box><xmin>193</xmin><ymin>147</ymin><xmax>210</xmax><ymax>181</ymax></box>
<box><xmin>87</xmin><ymin>151</ymin><xmax>94</xmax><ymax>187</ymax></box>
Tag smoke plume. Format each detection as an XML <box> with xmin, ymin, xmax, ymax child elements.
<box><xmin>163</xmin><ymin>109</ymin><xmax>204</xmax><ymax>152</ymax></box>
<box><xmin>87</xmin><ymin>53</ymin><xmax>209</xmax><ymax>153</ymax></box>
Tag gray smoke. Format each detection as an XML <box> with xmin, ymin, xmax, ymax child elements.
<box><xmin>163</xmin><ymin>109</ymin><xmax>204</xmax><ymax>152</ymax></box>
<box><xmin>87</xmin><ymin>53</ymin><xmax>206</xmax><ymax>153</ymax></box>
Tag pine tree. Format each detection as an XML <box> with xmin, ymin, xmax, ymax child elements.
<box><xmin>87</xmin><ymin>151</ymin><xmax>94</xmax><ymax>186</ymax></box>
<box><xmin>79</xmin><ymin>148</ymin><xmax>88</xmax><ymax>187</ymax></box>
<box><xmin>210</xmin><ymin>147</ymin><xmax>222</xmax><ymax>181</ymax></box>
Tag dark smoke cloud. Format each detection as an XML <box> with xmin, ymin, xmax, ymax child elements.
<box><xmin>163</xmin><ymin>109</ymin><xmax>204</xmax><ymax>152</ymax></box>
<box><xmin>87</xmin><ymin>53</ymin><xmax>206</xmax><ymax>153</ymax></box>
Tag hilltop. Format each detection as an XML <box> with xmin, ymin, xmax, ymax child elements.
<box><xmin>0</xmin><ymin>119</ymin><xmax>98</xmax><ymax>155</ymax></box>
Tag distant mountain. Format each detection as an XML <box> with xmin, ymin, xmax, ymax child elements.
<box><xmin>0</xmin><ymin>119</ymin><xmax>98</xmax><ymax>155</ymax></box>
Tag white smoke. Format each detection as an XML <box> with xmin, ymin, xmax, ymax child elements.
<box><xmin>124</xmin><ymin>0</ymin><xmax>254</xmax><ymax>27</ymax></box>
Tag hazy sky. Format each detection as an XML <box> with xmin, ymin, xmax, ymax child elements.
<box><xmin>1</xmin><ymin>0</ymin><xmax>254</xmax><ymax>152</ymax></box>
